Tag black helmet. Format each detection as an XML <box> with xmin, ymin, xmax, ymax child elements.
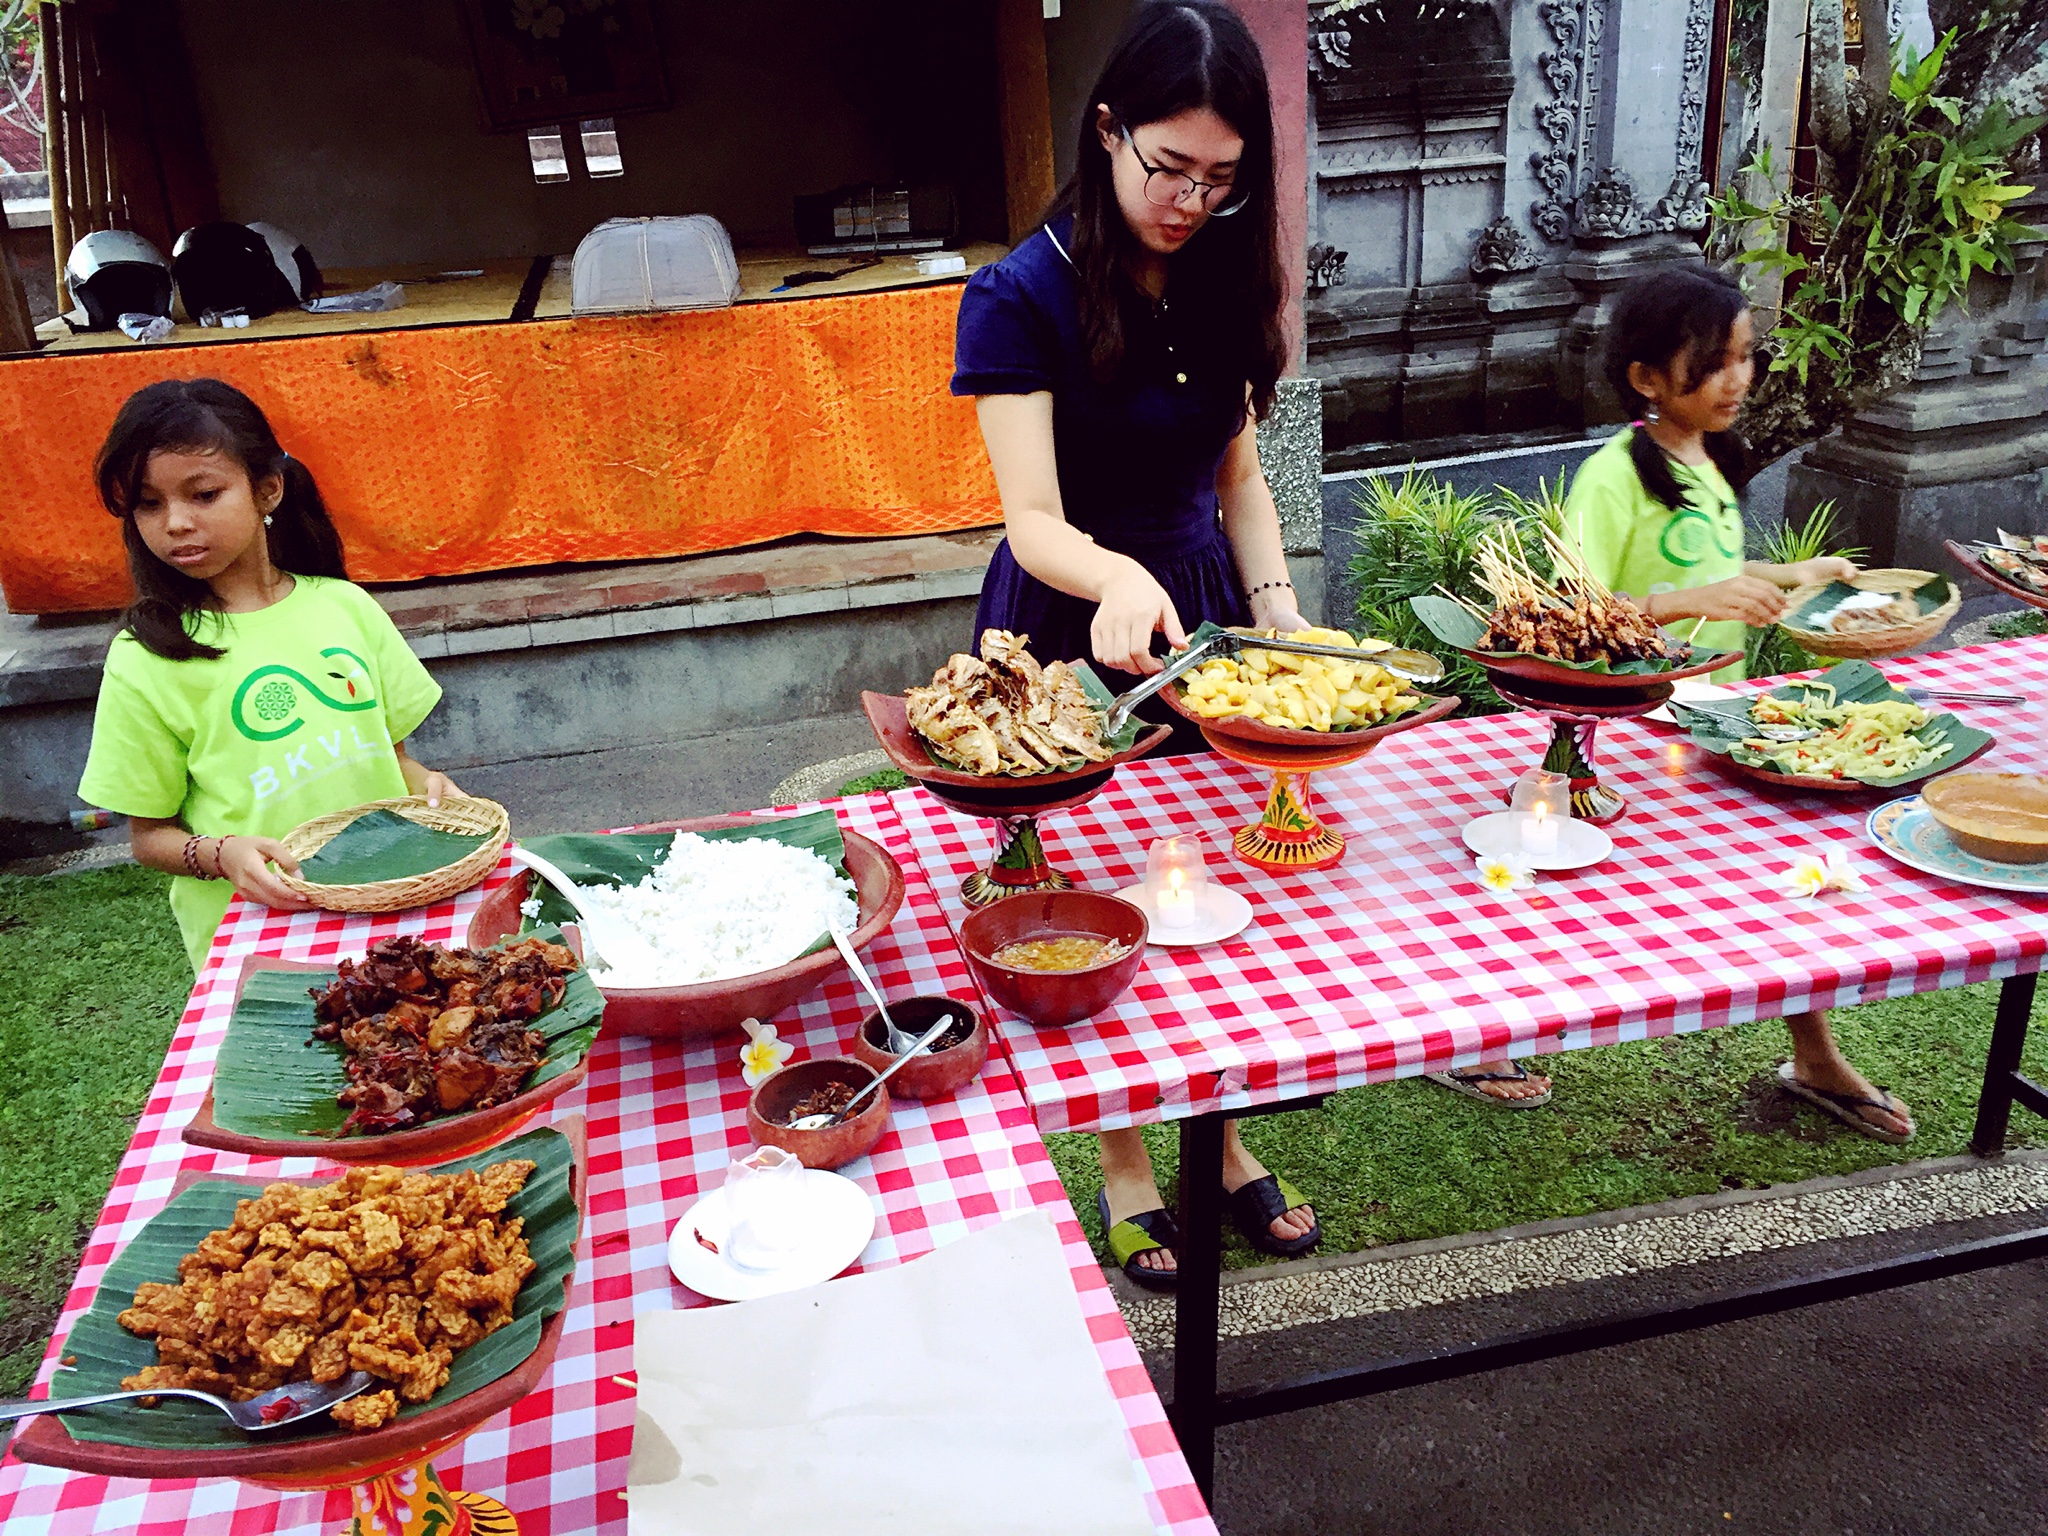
<box><xmin>63</xmin><ymin>230</ymin><xmax>172</xmax><ymax>331</ymax></box>
<box><xmin>248</xmin><ymin>221</ymin><xmax>321</xmax><ymax>305</ymax></box>
<box><xmin>171</xmin><ymin>222</ymin><xmax>301</xmax><ymax>321</ymax></box>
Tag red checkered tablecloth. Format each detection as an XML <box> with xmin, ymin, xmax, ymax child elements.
<box><xmin>896</xmin><ymin>639</ymin><xmax>2048</xmax><ymax>1134</ymax></box>
<box><xmin>0</xmin><ymin>798</ymin><xmax>1213</xmax><ymax>1536</ymax></box>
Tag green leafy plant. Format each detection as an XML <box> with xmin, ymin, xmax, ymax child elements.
<box><xmin>1991</xmin><ymin>609</ymin><xmax>2048</xmax><ymax>640</ymax></box>
<box><xmin>1709</xmin><ymin>30</ymin><xmax>2044</xmax><ymax>461</ymax></box>
<box><xmin>1345</xmin><ymin>469</ymin><xmax>1568</xmax><ymax>714</ymax></box>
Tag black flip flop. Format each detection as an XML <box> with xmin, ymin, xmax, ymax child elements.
<box><xmin>1097</xmin><ymin>1188</ymin><xmax>1180</xmax><ymax>1292</ymax></box>
<box><xmin>1226</xmin><ymin>1173</ymin><xmax>1320</xmax><ymax>1258</ymax></box>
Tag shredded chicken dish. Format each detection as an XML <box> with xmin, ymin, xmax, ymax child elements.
<box><xmin>906</xmin><ymin>629</ymin><xmax>1115</xmax><ymax>775</ymax></box>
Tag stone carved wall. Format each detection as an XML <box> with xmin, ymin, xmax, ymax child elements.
<box><xmin>1307</xmin><ymin>0</ymin><xmax>1710</xmax><ymax>460</ymax></box>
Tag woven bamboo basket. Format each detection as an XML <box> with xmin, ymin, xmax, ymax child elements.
<box><xmin>273</xmin><ymin>795</ymin><xmax>510</xmax><ymax>913</ymax></box>
<box><xmin>1778</xmin><ymin>568</ymin><xmax>1960</xmax><ymax>661</ymax></box>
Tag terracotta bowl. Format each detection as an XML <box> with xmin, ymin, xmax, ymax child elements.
<box><xmin>1923</xmin><ymin>772</ymin><xmax>2048</xmax><ymax>864</ymax></box>
<box><xmin>848</xmin><ymin>995</ymin><xmax>988</xmax><ymax>1101</ymax></box>
<box><xmin>746</xmin><ymin>1057</ymin><xmax>890</xmax><ymax>1170</ymax></box>
<box><xmin>960</xmin><ymin>891</ymin><xmax>1149</xmax><ymax>1029</ymax></box>
<box><xmin>468</xmin><ymin>814</ymin><xmax>906</xmax><ymax>1041</ymax></box>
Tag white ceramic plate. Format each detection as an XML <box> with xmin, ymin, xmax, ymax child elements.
<box><xmin>667</xmin><ymin>1168</ymin><xmax>878</xmax><ymax>1302</ymax></box>
<box><xmin>1867</xmin><ymin>798</ymin><xmax>2048</xmax><ymax>895</ymax></box>
<box><xmin>1644</xmin><ymin>679</ymin><xmax>1742</xmax><ymax>725</ymax></box>
<box><xmin>1461</xmin><ymin>812</ymin><xmax>1614</xmax><ymax>871</ymax></box>
<box><xmin>1114</xmin><ymin>883</ymin><xmax>1255</xmax><ymax>946</ymax></box>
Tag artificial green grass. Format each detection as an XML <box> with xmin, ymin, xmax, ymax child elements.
<box><xmin>1053</xmin><ymin>981</ymin><xmax>2048</xmax><ymax>1271</ymax></box>
<box><xmin>0</xmin><ymin>867</ymin><xmax>186</xmax><ymax>1401</ymax></box>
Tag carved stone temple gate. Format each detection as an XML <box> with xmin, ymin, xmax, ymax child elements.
<box><xmin>1305</xmin><ymin>0</ymin><xmax>1718</xmax><ymax>458</ymax></box>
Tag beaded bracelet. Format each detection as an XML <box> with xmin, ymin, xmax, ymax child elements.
<box><xmin>1245</xmin><ymin>578</ymin><xmax>1295</xmax><ymax>600</ymax></box>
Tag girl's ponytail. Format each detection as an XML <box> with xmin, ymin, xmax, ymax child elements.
<box><xmin>266</xmin><ymin>452</ymin><xmax>347</xmax><ymax>581</ymax></box>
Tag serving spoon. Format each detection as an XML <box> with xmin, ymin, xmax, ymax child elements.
<box><xmin>828</xmin><ymin>920</ymin><xmax>909</xmax><ymax>1054</ymax></box>
<box><xmin>0</xmin><ymin>1371</ymin><xmax>377</xmax><ymax>1432</ymax></box>
<box><xmin>506</xmin><ymin>845</ymin><xmax>662</xmax><ymax>980</ymax></box>
<box><xmin>788</xmin><ymin>1011</ymin><xmax>958</xmax><ymax>1129</ymax></box>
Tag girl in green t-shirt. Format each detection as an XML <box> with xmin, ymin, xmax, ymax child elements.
<box><xmin>77</xmin><ymin>379</ymin><xmax>462</xmax><ymax>971</ymax></box>
<box><xmin>1437</xmin><ymin>268</ymin><xmax>1910</xmax><ymax>1142</ymax></box>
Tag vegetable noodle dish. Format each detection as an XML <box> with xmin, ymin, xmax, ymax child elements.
<box><xmin>1738</xmin><ymin>684</ymin><xmax>1953</xmax><ymax>780</ymax></box>
<box><xmin>118</xmin><ymin>1159</ymin><xmax>538</xmax><ymax>1433</ymax></box>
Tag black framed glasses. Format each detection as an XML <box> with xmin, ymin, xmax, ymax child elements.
<box><xmin>1120</xmin><ymin>126</ymin><xmax>1248</xmax><ymax>217</ymax></box>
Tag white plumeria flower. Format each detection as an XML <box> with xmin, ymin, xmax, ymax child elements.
<box><xmin>737</xmin><ymin>1017</ymin><xmax>793</xmax><ymax>1086</ymax></box>
<box><xmin>1782</xmin><ymin>854</ymin><xmax>1831</xmax><ymax>899</ymax></box>
<box><xmin>1781</xmin><ymin>847</ymin><xmax>1868</xmax><ymax>899</ymax></box>
<box><xmin>1475</xmin><ymin>853</ymin><xmax>1537</xmax><ymax>894</ymax></box>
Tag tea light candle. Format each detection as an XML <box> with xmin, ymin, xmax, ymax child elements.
<box><xmin>1144</xmin><ymin>835</ymin><xmax>1208</xmax><ymax>934</ymax></box>
<box><xmin>1520</xmin><ymin>802</ymin><xmax>1560</xmax><ymax>857</ymax></box>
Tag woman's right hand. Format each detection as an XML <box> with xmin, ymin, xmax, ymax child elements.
<box><xmin>1093</xmin><ymin>567</ymin><xmax>1188</xmax><ymax>676</ymax></box>
<box><xmin>1661</xmin><ymin>577</ymin><xmax>1789</xmax><ymax>627</ymax></box>
<box><xmin>216</xmin><ymin>835</ymin><xmax>318</xmax><ymax>911</ymax></box>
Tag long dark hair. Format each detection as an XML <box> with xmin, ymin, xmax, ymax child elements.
<box><xmin>95</xmin><ymin>378</ymin><xmax>347</xmax><ymax>661</ymax></box>
<box><xmin>1602</xmin><ymin>267</ymin><xmax>1754</xmax><ymax>510</ymax></box>
<box><xmin>1054</xmin><ymin>0</ymin><xmax>1287</xmax><ymax>419</ymax></box>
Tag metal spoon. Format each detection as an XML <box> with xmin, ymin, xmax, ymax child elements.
<box><xmin>828</xmin><ymin>921</ymin><xmax>909</xmax><ymax>1054</ymax></box>
<box><xmin>788</xmin><ymin>1011</ymin><xmax>958</xmax><ymax>1129</ymax></box>
<box><xmin>505</xmin><ymin>845</ymin><xmax>658</xmax><ymax>980</ymax></box>
<box><xmin>0</xmin><ymin>1371</ymin><xmax>377</xmax><ymax>1432</ymax></box>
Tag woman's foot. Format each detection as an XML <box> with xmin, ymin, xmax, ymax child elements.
<box><xmin>1100</xmin><ymin>1131</ymin><xmax>1176</xmax><ymax>1279</ymax></box>
<box><xmin>1426</xmin><ymin>1059</ymin><xmax>1552</xmax><ymax>1106</ymax></box>
<box><xmin>1783</xmin><ymin>1012</ymin><xmax>1913</xmax><ymax>1142</ymax></box>
<box><xmin>1222</xmin><ymin>1129</ymin><xmax>1314</xmax><ymax>1248</ymax></box>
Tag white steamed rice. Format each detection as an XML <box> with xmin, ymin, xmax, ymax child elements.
<box><xmin>548</xmin><ymin>831</ymin><xmax>859</xmax><ymax>988</ymax></box>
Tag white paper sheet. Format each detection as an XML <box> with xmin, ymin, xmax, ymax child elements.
<box><xmin>627</xmin><ymin>1211</ymin><xmax>1158</xmax><ymax>1536</ymax></box>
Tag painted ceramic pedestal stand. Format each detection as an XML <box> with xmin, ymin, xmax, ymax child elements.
<box><xmin>1199</xmin><ymin>728</ymin><xmax>1389</xmax><ymax>873</ymax></box>
<box><xmin>249</xmin><ymin>1435</ymin><xmax>517</xmax><ymax>1536</ymax></box>
<box><xmin>1492</xmin><ymin>678</ymin><xmax>1672</xmax><ymax>827</ymax></box>
<box><xmin>925</xmin><ymin>779</ymin><xmax>1116</xmax><ymax>907</ymax></box>
<box><xmin>1163</xmin><ymin>691</ymin><xmax>1462</xmax><ymax>875</ymax></box>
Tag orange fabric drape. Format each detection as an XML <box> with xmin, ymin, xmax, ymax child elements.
<box><xmin>0</xmin><ymin>285</ymin><xmax>1000</xmax><ymax>612</ymax></box>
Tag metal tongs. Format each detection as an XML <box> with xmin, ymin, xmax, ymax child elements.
<box><xmin>1104</xmin><ymin>632</ymin><xmax>1447</xmax><ymax>738</ymax></box>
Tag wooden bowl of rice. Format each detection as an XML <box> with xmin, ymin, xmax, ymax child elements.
<box><xmin>467</xmin><ymin>813</ymin><xmax>906</xmax><ymax>1041</ymax></box>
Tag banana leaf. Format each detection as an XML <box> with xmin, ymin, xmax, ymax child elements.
<box><xmin>515</xmin><ymin>808</ymin><xmax>850</xmax><ymax>957</ymax></box>
<box><xmin>1784</xmin><ymin>574</ymin><xmax>1955</xmax><ymax>633</ymax></box>
<box><xmin>209</xmin><ymin>925</ymin><xmax>602</xmax><ymax>1140</ymax></box>
<box><xmin>1407</xmin><ymin>594</ymin><xmax>1698</xmax><ymax>675</ymax></box>
<box><xmin>1177</xmin><ymin>620</ymin><xmax>1420</xmax><ymax>731</ymax></box>
<box><xmin>295</xmin><ymin>809</ymin><xmax>494</xmax><ymax>886</ymax></box>
<box><xmin>1669</xmin><ymin>659</ymin><xmax>1991</xmax><ymax>787</ymax></box>
<box><xmin>53</xmin><ymin>1124</ymin><xmax>578</xmax><ymax>1449</ymax></box>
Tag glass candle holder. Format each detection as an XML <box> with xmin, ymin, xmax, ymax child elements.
<box><xmin>1510</xmin><ymin>769</ymin><xmax>1571</xmax><ymax>857</ymax></box>
<box><xmin>1143</xmin><ymin>834</ymin><xmax>1208</xmax><ymax>934</ymax></box>
<box><xmin>724</xmin><ymin>1144</ymin><xmax>808</xmax><ymax>1270</ymax></box>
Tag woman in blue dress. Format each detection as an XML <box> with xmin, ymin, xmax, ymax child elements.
<box><xmin>952</xmin><ymin>0</ymin><xmax>1317</xmax><ymax>1288</ymax></box>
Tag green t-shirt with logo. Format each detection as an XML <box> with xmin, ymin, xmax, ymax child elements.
<box><xmin>1564</xmin><ymin>428</ymin><xmax>1748</xmax><ymax>681</ymax></box>
<box><xmin>78</xmin><ymin>575</ymin><xmax>443</xmax><ymax>970</ymax></box>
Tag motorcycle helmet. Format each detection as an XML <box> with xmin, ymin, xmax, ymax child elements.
<box><xmin>247</xmin><ymin>221</ymin><xmax>321</xmax><ymax>305</ymax></box>
<box><xmin>171</xmin><ymin>222</ymin><xmax>301</xmax><ymax>321</ymax></box>
<box><xmin>63</xmin><ymin>230</ymin><xmax>172</xmax><ymax>331</ymax></box>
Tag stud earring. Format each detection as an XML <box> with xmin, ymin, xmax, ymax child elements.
<box><xmin>264</xmin><ymin>513</ymin><xmax>274</xmax><ymax>527</ymax></box>
<box><xmin>1643</xmin><ymin>403</ymin><xmax>1661</xmax><ymax>425</ymax></box>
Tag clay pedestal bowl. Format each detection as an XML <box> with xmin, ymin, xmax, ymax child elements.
<box><xmin>468</xmin><ymin>812</ymin><xmax>905</xmax><ymax>1041</ymax></box>
<box><xmin>747</xmin><ymin>1058</ymin><xmax>890</xmax><ymax>1169</ymax></box>
<box><xmin>861</xmin><ymin>689</ymin><xmax>1173</xmax><ymax>907</ymax></box>
<box><xmin>960</xmin><ymin>891</ymin><xmax>1149</xmax><ymax>1029</ymax></box>
<box><xmin>848</xmin><ymin>995</ymin><xmax>988</xmax><ymax>1101</ymax></box>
